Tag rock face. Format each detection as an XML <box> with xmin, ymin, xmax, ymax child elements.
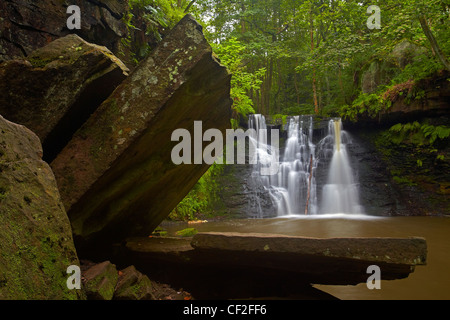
<box><xmin>50</xmin><ymin>15</ymin><xmax>232</xmax><ymax>250</ymax></box>
<box><xmin>0</xmin><ymin>115</ymin><xmax>83</xmax><ymax>300</ymax></box>
<box><xmin>0</xmin><ymin>34</ymin><xmax>129</xmax><ymax>161</ymax></box>
<box><xmin>0</xmin><ymin>0</ymin><xmax>128</xmax><ymax>61</ymax></box>
<box><xmin>361</xmin><ymin>40</ymin><xmax>427</xmax><ymax>94</ymax></box>
<box><xmin>380</xmin><ymin>71</ymin><xmax>450</xmax><ymax>124</ymax></box>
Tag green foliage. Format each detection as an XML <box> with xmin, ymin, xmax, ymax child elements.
<box><xmin>339</xmin><ymin>93</ymin><xmax>386</xmax><ymax>122</ymax></box>
<box><xmin>169</xmin><ymin>163</ymin><xmax>224</xmax><ymax>221</ymax></box>
<box><xmin>175</xmin><ymin>228</ymin><xmax>198</xmax><ymax>237</ymax></box>
<box><xmin>212</xmin><ymin>38</ymin><xmax>265</xmax><ymax>127</ymax></box>
<box><xmin>388</xmin><ymin>122</ymin><xmax>450</xmax><ymax>146</ymax></box>
<box><xmin>391</xmin><ymin>54</ymin><xmax>442</xmax><ymax>85</ymax></box>
<box><xmin>195</xmin><ymin>0</ymin><xmax>449</xmax><ymax>117</ymax></box>
<box><xmin>121</xmin><ymin>0</ymin><xmax>186</xmax><ymax>63</ymax></box>
<box><xmin>393</xmin><ymin>175</ymin><xmax>417</xmax><ymax>186</ymax></box>
<box><xmin>271</xmin><ymin>114</ymin><xmax>288</xmax><ymax>126</ymax></box>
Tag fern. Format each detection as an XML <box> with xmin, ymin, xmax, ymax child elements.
<box><xmin>388</xmin><ymin>122</ymin><xmax>450</xmax><ymax>145</ymax></box>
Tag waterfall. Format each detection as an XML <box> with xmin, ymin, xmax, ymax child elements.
<box><xmin>320</xmin><ymin>119</ymin><xmax>363</xmax><ymax>214</ymax></box>
<box><xmin>248</xmin><ymin>115</ymin><xmax>363</xmax><ymax>217</ymax></box>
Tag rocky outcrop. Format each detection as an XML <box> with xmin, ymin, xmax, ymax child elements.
<box><xmin>379</xmin><ymin>71</ymin><xmax>450</xmax><ymax>124</ymax></box>
<box><xmin>361</xmin><ymin>40</ymin><xmax>428</xmax><ymax>94</ymax></box>
<box><xmin>0</xmin><ymin>34</ymin><xmax>129</xmax><ymax>161</ymax></box>
<box><xmin>0</xmin><ymin>0</ymin><xmax>128</xmax><ymax>61</ymax></box>
<box><xmin>0</xmin><ymin>115</ymin><xmax>83</xmax><ymax>300</ymax></box>
<box><xmin>50</xmin><ymin>15</ymin><xmax>232</xmax><ymax>250</ymax></box>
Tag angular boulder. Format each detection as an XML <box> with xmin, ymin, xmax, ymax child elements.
<box><xmin>114</xmin><ymin>265</ymin><xmax>154</xmax><ymax>300</ymax></box>
<box><xmin>0</xmin><ymin>0</ymin><xmax>128</xmax><ymax>61</ymax></box>
<box><xmin>0</xmin><ymin>34</ymin><xmax>129</xmax><ymax>161</ymax></box>
<box><xmin>82</xmin><ymin>261</ymin><xmax>118</xmax><ymax>300</ymax></box>
<box><xmin>51</xmin><ymin>15</ymin><xmax>232</xmax><ymax>250</ymax></box>
<box><xmin>0</xmin><ymin>115</ymin><xmax>83</xmax><ymax>300</ymax></box>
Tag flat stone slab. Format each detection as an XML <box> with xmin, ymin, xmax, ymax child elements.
<box><xmin>191</xmin><ymin>232</ymin><xmax>428</xmax><ymax>266</ymax></box>
<box><xmin>190</xmin><ymin>232</ymin><xmax>427</xmax><ymax>284</ymax></box>
<box><xmin>115</xmin><ymin>232</ymin><xmax>427</xmax><ymax>299</ymax></box>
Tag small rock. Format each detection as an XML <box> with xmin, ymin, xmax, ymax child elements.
<box><xmin>83</xmin><ymin>261</ymin><xmax>118</xmax><ymax>300</ymax></box>
<box><xmin>114</xmin><ymin>266</ymin><xmax>154</xmax><ymax>300</ymax></box>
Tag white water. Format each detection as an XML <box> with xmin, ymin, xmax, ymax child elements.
<box><xmin>248</xmin><ymin>114</ymin><xmax>363</xmax><ymax>217</ymax></box>
<box><xmin>320</xmin><ymin>119</ymin><xmax>363</xmax><ymax>214</ymax></box>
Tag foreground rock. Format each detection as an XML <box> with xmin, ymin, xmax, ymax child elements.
<box><xmin>0</xmin><ymin>115</ymin><xmax>83</xmax><ymax>300</ymax></box>
<box><xmin>114</xmin><ymin>265</ymin><xmax>154</xmax><ymax>300</ymax></box>
<box><xmin>0</xmin><ymin>0</ymin><xmax>128</xmax><ymax>61</ymax></box>
<box><xmin>51</xmin><ymin>15</ymin><xmax>232</xmax><ymax>251</ymax></box>
<box><xmin>191</xmin><ymin>232</ymin><xmax>427</xmax><ymax>278</ymax></box>
<box><xmin>82</xmin><ymin>261</ymin><xmax>118</xmax><ymax>300</ymax></box>
<box><xmin>115</xmin><ymin>232</ymin><xmax>427</xmax><ymax>299</ymax></box>
<box><xmin>81</xmin><ymin>261</ymin><xmax>191</xmax><ymax>300</ymax></box>
<box><xmin>0</xmin><ymin>34</ymin><xmax>129</xmax><ymax>161</ymax></box>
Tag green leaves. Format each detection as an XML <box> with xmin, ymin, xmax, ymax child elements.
<box><xmin>212</xmin><ymin>37</ymin><xmax>265</xmax><ymax>124</ymax></box>
<box><xmin>340</xmin><ymin>92</ymin><xmax>387</xmax><ymax>122</ymax></box>
<box><xmin>388</xmin><ymin>122</ymin><xmax>450</xmax><ymax>145</ymax></box>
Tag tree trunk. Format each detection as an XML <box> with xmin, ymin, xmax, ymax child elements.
<box><xmin>294</xmin><ymin>71</ymin><xmax>300</xmax><ymax>105</ymax></box>
<box><xmin>418</xmin><ymin>15</ymin><xmax>450</xmax><ymax>72</ymax></box>
<box><xmin>310</xmin><ymin>7</ymin><xmax>319</xmax><ymax>114</ymax></box>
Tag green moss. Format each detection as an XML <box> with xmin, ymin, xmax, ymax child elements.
<box><xmin>175</xmin><ymin>228</ymin><xmax>198</xmax><ymax>237</ymax></box>
<box><xmin>0</xmin><ymin>186</ymin><xmax>7</xmax><ymax>201</ymax></box>
<box><xmin>27</xmin><ymin>56</ymin><xmax>54</xmax><ymax>68</ymax></box>
<box><xmin>393</xmin><ymin>176</ymin><xmax>417</xmax><ymax>186</ymax></box>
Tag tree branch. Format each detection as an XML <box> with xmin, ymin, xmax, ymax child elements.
<box><xmin>184</xmin><ymin>0</ymin><xmax>196</xmax><ymax>13</ymax></box>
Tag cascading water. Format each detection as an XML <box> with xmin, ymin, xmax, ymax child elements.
<box><xmin>248</xmin><ymin>114</ymin><xmax>363</xmax><ymax>217</ymax></box>
<box><xmin>320</xmin><ymin>119</ymin><xmax>363</xmax><ymax>214</ymax></box>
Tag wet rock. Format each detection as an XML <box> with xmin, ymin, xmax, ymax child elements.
<box><xmin>191</xmin><ymin>232</ymin><xmax>427</xmax><ymax>284</ymax></box>
<box><xmin>82</xmin><ymin>261</ymin><xmax>118</xmax><ymax>300</ymax></box>
<box><xmin>0</xmin><ymin>34</ymin><xmax>129</xmax><ymax>161</ymax></box>
<box><xmin>114</xmin><ymin>265</ymin><xmax>154</xmax><ymax>300</ymax></box>
<box><xmin>0</xmin><ymin>0</ymin><xmax>128</xmax><ymax>61</ymax></box>
<box><xmin>0</xmin><ymin>115</ymin><xmax>83</xmax><ymax>300</ymax></box>
<box><xmin>50</xmin><ymin>15</ymin><xmax>232</xmax><ymax>251</ymax></box>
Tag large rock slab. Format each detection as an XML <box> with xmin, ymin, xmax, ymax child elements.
<box><xmin>191</xmin><ymin>232</ymin><xmax>427</xmax><ymax>285</ymax></box>
<box><xmin>0</xmin><ymin>0</ymin><xmax>128</xmax><ymax>61</ymax></box>
<box><xmin>0</xmin><ymin>115</ymin><xmax>83</xmax><ymax>300</ymax></box>
<box><xmin>114</xmin><ymin>232</ymin><xmax>427</xmax><ymax>299</ymax></box>
<box><xmin>191</xmin><ymin>232</ymin><xmax>427</xmax><ymax>266</ymax></box>
<box><xmin>51</xmin><ymin>15</ymin><xmax>232</xmax><ymax>249</ymax></box>
<box><xmin>0</xmin><ymin>34</ymin><xmax>129</xmax><ymax>161</ymax></box>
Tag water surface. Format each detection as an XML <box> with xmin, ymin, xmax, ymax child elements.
<box><xmin>163</xmin><ymin>215</ymin><xmax>450</xmax><ymax>300</ymax></box>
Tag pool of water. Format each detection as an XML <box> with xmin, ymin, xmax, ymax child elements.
<box><xmin>162</xmin><ymin>215</ymin><xmax>450</xmax><ymax>300</ymax></box>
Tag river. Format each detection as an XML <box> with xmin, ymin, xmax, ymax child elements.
<box><xmin>162</xmin><ymin>215</ymin><xmax>450</xmax><ymax>300</ymax></box>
